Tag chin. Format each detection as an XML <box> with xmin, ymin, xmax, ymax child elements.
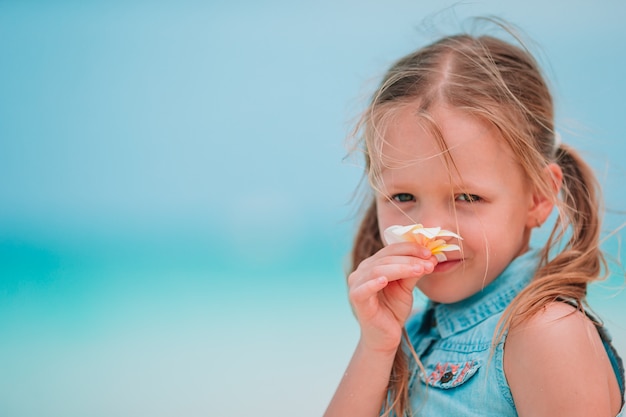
<box><xmin>417</xmin><ymin>276</ymin><xmax>469</xmax><ymax>304</ymax></box>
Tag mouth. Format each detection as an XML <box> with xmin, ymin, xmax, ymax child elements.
<box><xmin>433</xmin><ymin>258</ymin><xmax>463</xmax><ymax>273</ymax></box>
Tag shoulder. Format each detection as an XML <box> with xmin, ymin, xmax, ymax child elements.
<box><xmin>505</xmin><ymin>302</ymin><xmax>600</xmax><ymax>359</ymax></box>
<box><xmin>504</xmin><ymin>302</ymin><xmax>620</xmax><ymax>417</ymax></box>
<box><xmin>505</xmin><ymin>301</ymin><xmax>599</xmax><ymax>354</ymax></box>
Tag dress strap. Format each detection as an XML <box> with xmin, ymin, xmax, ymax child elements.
<box><xmin>597</xmin><ymin>325</ymin><xmax>625</xmax><ymax>405</ymax></box>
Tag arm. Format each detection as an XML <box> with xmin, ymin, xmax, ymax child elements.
<box><xmin>324</xmin><ymin>340</ymin><xmax>396</xmax><ymax>416</ymax></box>
<box><xmin>324</xmin><ymin>243</ymin><xmax>436</xmax><ymax>417</ymax></box>
<box><xmin>505</xmin><ymin>302</ymin><xmax>622</xmax><ymax>417</ymax></box>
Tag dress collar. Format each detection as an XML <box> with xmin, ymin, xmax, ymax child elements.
<box><xmin>432</xmin><ymin>249</ymin><xmax>540</xmax><ymax>339</ymax></box>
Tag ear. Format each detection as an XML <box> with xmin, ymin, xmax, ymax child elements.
<box><xmin>526</xmin><ymin>163</ymin><xmax>563</xmax><ymax>228</ymax></box>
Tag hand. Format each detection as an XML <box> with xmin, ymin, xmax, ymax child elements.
<box><xmin>347</xmin><ymin>242</ymin><xmax>436</xmax><ymax>353</ymax></box>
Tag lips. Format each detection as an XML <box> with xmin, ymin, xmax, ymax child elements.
<box><xmin>383</xmin><ymin>224</ymin><xmax>463</xmax><ymax>262</ymax></box>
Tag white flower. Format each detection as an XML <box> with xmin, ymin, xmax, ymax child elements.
<box><xmin>383</xmin><ymin>224</ymin><xmax>462</xmax><ymax>262</ymax></box>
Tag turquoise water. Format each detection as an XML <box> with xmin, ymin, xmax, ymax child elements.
<box><xmin>2</xmin><ymin>1</ymin><xmax>626</xmax><ymax>416</ymax></box>
<box><xmin>0</xmin><ymin>230</ymin><xmax>359</xmax><ymax>417</ymax></box>
<box><xmin>1</xmin><ymin>227</ymin><xmax>624</xmax><ymax>416</ymax></box>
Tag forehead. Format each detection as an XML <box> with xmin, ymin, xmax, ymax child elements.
<box><xmin>377</xmin><ymin>104</ymin><xmax>518</xmax><ymax>173</ymax></box>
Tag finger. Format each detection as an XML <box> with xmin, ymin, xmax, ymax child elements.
<box><xmin>350</xmin><ymin>260</ymin><xmax>435</xmax><ymax>288</ymax></box>
<box><xmin>349</xmin><ymin>275</ymin><xmax>388</xmax><ymax>307</ymax></box>
<box><xmin>367</xmin><ymin>242</ymin><xmax>433</xmax><ymax>261</ymax></box>
<box><xmin>395</xmin><ymin>274</ymin><xmax>421</xmax><ymax>295</ymax></box>
<box><xmin>366</xmin><ymin>254</ymin><xmax>438</xmax><ymax>268</ymax></box>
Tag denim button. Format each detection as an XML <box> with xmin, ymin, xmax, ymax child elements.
<box><xmin>440</xmin><ymin>371</ymin><xmax>454</xmax><ymax>383</ymax></box>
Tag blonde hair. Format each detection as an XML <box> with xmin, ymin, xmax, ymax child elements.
<box><xmin>349</xmin><ymin>27</ymin><xmax>605</xmax><ymax>417</ymax></box>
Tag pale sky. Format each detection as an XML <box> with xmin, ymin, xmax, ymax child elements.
<box><xmin>1</xmin><ymin>0</ymin><xmax>625</xmax><ymax>243</ymax></box>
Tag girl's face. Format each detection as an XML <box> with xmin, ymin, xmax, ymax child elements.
<box><xmin>375</xmin><ymin>104</ymin><xmax>539</xmax><ymax>304</ymax></box>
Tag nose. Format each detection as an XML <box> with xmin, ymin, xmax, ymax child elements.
<box><xmin>414</xmin><ymin>201</ymin><xmax>454</xmax><ymax>231</ymax></box>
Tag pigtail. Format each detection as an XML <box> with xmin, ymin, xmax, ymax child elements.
<box><xmin>545</xmin><ymin>143</ymin><xmax>605</xmax><ymax>280</ymax></box>
<box><xmin>497</xmin><ymin>143</ymin><xmax>607</xmax><ymax>338</ymax></box>
<box><xmin>537</xmin><ymin>143</ymin><xmax>605</xmax><ymax>304</ymax></box>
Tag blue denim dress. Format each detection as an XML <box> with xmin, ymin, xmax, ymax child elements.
<box><xmin>405</xmin><ymin>250</ymin><xmax>625</xmax><ymax>416</ymax></box>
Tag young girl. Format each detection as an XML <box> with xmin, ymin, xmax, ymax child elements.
<box><xmin>324</xmin><ymin>25</ymin><xmax>625</xmax><ymax>417</ymax></box>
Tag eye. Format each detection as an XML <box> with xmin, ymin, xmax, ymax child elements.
<box><xmin>456</xmin><ymin>193</ymin><xmax>481</xmax><ymax>203</ymax></box>
<box><xmin>391</xmin><ymin>193</ymin><xmax>415</xmax><ymax>203</ymax></box>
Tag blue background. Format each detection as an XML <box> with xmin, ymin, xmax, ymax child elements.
<box><xmin>1</xmin><ymin>1</ymin><xmax>625</xmax><ymax>416</ymax></box>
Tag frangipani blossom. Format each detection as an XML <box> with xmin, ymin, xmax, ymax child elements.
<box><xmin>383</xmin><ymin>224</ymin><xmax>463</xmax><ymax>262</ymax></box>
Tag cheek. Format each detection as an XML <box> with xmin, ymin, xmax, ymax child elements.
<box><xmin>456</xmin><ymin>216</ymin><xmax>504</xmax><ymax>254</ymax></box>
<box><xmin>459</xmin><ymin>228</ymin><xmax>488</xmax><ymax>256</ymax></box>
<box><xmin>376</xmin><ymin>204</ymin><xmax>407</xmax><ymax>228</ymax></box>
